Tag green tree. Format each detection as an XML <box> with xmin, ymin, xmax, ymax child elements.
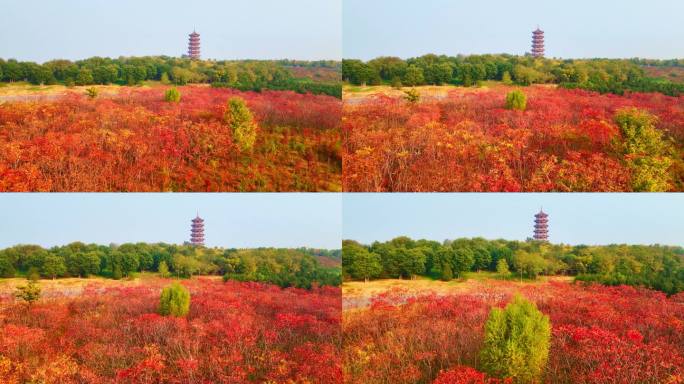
<box><xmin>172</xmin><ymin>254</ymin><xmax>202</xmax><ymax>277</ymax></box>
<box><xmin>225</xmin><ymin>97</ymin><xmax>257</xmax><ymax>151</ymax></box>
<box><xmin>27</xmin><ymin>267</ymin><xmax>40</xmax><ymax>281</ymax></box>
<box><xmin>614</xmin><ymin>108</ymin><xmax>673</xmax><ymax>192</ymax></box>
<box><xmin>159</xmin><ymin>283</ymin><xmax>191</xmax><ymax>317</ymax></box>
<box><xmin>432</xmin><ymin>62</ymin><xmax>453</xmax><ymax>85</ymax></box>
<box><xmin>458</xmin><ymin>63</ymin><xmax>475</xmax><ymax>87</ymax></box>
<box><xmin>158</xmin><ymin>260</ymin><xmax>170</xmax><ymax>278</ymax></box>
<box><xmin>93</xmin><ymin>65</ymin><xmax>118</xmax><ymax>84</ymax></box>
<box><xmin>41</xmin><ymin>254</ymin><xmax>66</xmax><ymax>279</ymax></box>
<box><xmin>502</xmin><ymin>71</ymin><xmax>513</xmax><ymax>85</ymax></box>
<box><xmin>3</xmin><ymin>61</ymin><xmax>24</xmax><ymax>82</ymax></box>
<box><xmin>441</xmin><ymin>262</ymin><xmax>454</xmax><ymax>281</ymax></box>
<box><xmin>160</xmin><ymin>72</ymin><xmax>170</xmax><ymax>84</ymax></box>
<box><xmin>121</xmin><ymin>251</ymin><xmax>140</xmax><ymax>277</ymax></box>
<box><xmin>505</xmin><ymin>90</ymin><xmax>527</xmax><ymax>111</ymax></box>
<box><xmin>15</xmin><ymin>279</ymin><xmax>41</xmax><ymax>307</ymax></box>
<box><xmin>349</xmin><ymin>248</ymin><xmax>382</xmax><ymax>282</ymax></box>
<box><xmin>75</xmin><ymin>68</ymin><xmax>94</xmax><ymax>86</ymax></box>
<box><xmin>164</xmin><ymin>87</ymin><xmax>181</xmax><ymax>102</ymax></box>
<box><xmin>496</xmin><ymin>258</ymin><xmax>511</xmax><ymax>277</ymax></box>
<box><xmin>480</xmin><ymin>295</ymin><xmax>551</xmax><ymax>383</ymax></box>
<box><xmin>513</xmin><ymin>250</ymin><xmax>546</xmax><ymax>280</ymax></box>
<box><xmin>0</xmin><ymin>254</ymin><xmax>16</xmax><ymax>278</ymax></box>
<box><xmin>82</xmin><ymin>252</ymin><xmax>102</xmax><ymax>276</ymax></box>
<box><xmin>170</xmin><ymin>66</ymin><xmax>192</xmax><ymax>85</ymax></box>
<box><xmin>67</xmin><ymin>251</ymin><xmax>101</xmax><ymax>277</ymax></box>
<box><xmin>112</xmin><ymin>264</ymin><xmax>123</xmax><ymax>280</ymax></box>
<box><xmin>403</xmin><ymin>65</ymin><xmax>425</xmax><ymax>86</ymax></box>
<box><xmin>512</xmin><ymin>64</ymin><xmax>544</xmax><ymax>86</ymax></box>
<box><xmin>473</xmin><ymin>247</ymin><xmax>492</xmax><ymax>271</ymax></box>
<box><xmin>27</xmin><ymin>64</ymin><xmax>55</xmax><ymax>85</ymax></box>
<box><xmin>401</xmin><ymin>248</ymin><xmax>426</xmax><ymax>279</ymax></box>
<box><xmin>452</xmin><ymin>245</ymin><xmax>475</xmax><ymax>276</ymax></box>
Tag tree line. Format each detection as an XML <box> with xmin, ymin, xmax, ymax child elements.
<box><xmin>343</xmin><ymin>237</ymin><xmax>684</xmax><ymax>294</ymax></box>
<box><xmin>342</xmin><ymin>54</ymin><xmax>684</xmax><ymax>96</ymax></box>
<box><xmin>0</xmin><ymin>242</ymin><xmax>341</xmax><ymax>289</ymax></box>
<box><xmin>0</xmin><ymin>56</ymin><xmax>341</xmax><ymax>97</ymax></box>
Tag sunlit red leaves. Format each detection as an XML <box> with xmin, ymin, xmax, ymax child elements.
<box><xmin>0</xmin><ymin>86</ymin><xmax>341</xmax><ymax>191</ymax></box>
<box><xmin>343</xmin><ymin>85</ymin><xmax>684</xmax><ymax>191</ymax></box>
<box><xmin>551</xmin><ymin>325</ymin><xmax>684</xmax><ymax>383</ymax></box>
<box><xmin>0</xmin><ymin>279</ymin><xmax>341</xmax><ymax>383</ymax></box>
<box><xmin>343</xmin><ymin>281</ymin><xmax>684</xmax><ymax>384</ymax></box>
<box><xmin>433</xmin><ymin>366</ymin><xmax>512</xmax><ymax>384</ymax></box>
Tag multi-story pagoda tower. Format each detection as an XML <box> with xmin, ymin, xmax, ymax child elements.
<box><xmin>531</xmin><ymin>27</ymin><xmax>545</xmax><ymax>58</ymax></box>
<box><xmin>188</xmin><ymin>30</ymin><xmax>200</xmax><ymax>60</ymax></box>
<box><xmin>533</xmin><ymin>209</ymin><xmax>549</xmax><ymax>241</ymax></box>
<box><xmin>190</xmin><ymin>214</ymin><xmax>205</xmax><ymax>246</ymax></box>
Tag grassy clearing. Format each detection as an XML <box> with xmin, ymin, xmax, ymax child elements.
<box><xmin>0</xmin><ymin>273</ymin><xmax>222</xmax><ymax>299</ymax></box>
<box><xmin>342</xmin><ymin>275</ymin><xmax>574</xmax><ymax>310</ymax></box>
<box><xmin>343</xmin><ymin>83</ymin><xmax>490</xmax><ymax>102</ymax></box>
<box><xmin>342</xmin><ymin>82</ymin><xmax>561</xmax><ymax>103</ymax></box>
<box><xmin>0</xmin><ymin>81</ymin><xmax>169</xmax><ymax>98</ymax></box>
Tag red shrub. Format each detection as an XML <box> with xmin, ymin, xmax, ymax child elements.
<box><xmin>343</xmin><ymin>280</ymin><xmax>684</xmax><ymax>384</ymax></box>
<box><xmin>434</xmin><ymin>366</ymin><xmax>512</xmax><ymax>384</ymax></box>
<box><xmin>0</xmin><ymin>278</ymin><xmax>341</xmax><ymax>383</ymax></box>
<box><xmin>343</xmin><ymin>85</ymin><xmax>684</xmax><ymax>191</ymax></box>
<box><xmin>0</xmin><ymin>86</ymin><xmax>341</xmax><ymax>191</ymax></box>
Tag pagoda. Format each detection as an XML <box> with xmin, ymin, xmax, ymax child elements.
<box><xmin>533</xmin><ymin>209</ymin><xmax>549</xmax><ymax>241</ymax></box>
<box><xmin>188</xmin><ymin>30</ymin><xmax>200</xmax><ymax>60</ymax></box>
<box><xmin>190</xmin><ymin>214</ymin><xmax>205</xmax><ymax>246</ymax></box>
<box><xmin>531</xmin><ymin>27</ymin><xmax>545</xmax><ymax>58</ymax></box>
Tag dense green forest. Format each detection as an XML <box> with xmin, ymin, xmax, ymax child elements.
<box><xmin>343</xmin><ymin>237</ymin><xmax>684</xmax><ymax>294</ymax></box>
<box><xmin>0</xmin><ymin>56</ymin><xmax>342</xmax><ymax>97</ymax></box>
<box><xmin>342</xmin><ymin>54</ymin><xmax>684</xmax><ymax>96</ymax></box>
<box><xmin>0</xmin><ymin>242</ymin><xmax>341</xmax><ymax>289</ymax></box>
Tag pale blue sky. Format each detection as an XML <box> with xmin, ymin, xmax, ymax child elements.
<box><xmin>344</xmin><ymin>0</ymin><xmax>684</xmax><ymax>60</ymax></box>
<box><xmin>0</xmin><ymin>0</ymin><xmax>341</xmax><ymax>62</ymax></box>
<box><xmin>0</xmin><ymin>194</ymin><xmax>341</xmax><ymax>249</ymax></box>
<box><xmin>343</xmin><ymin>194</ymin><xmax>684</xmax><ymax>246</ymax></box>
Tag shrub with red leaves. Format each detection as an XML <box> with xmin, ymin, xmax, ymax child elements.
<box><xmin>343</xmin><ymin>85</ymin><xmax>684</xmax><ymax>191</ymax></box>
<box><xmin>0</xmin><ymin>86</ymin><xmax>341</xmax><ymax>191</ymax></box>
<box><xmin>433</xmin><ymin>366</ymin><xmax>512</xmax><ymax>384</ymax></box>
<box><xmin>0</xmin><ymin>278</ymin><xmax>341</xmax><ymax>383</ymax></box>
<box><xmin>343</xmin><ymin>280</ymin><xmax>684</xmax><ymax>384</ymax></box>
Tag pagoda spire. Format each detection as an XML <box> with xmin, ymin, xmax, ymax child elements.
<box><xmin>531</xmin><ymin>26</ymin><xmax>545</xmax><ymax>58</ymax></box>
<box><xmin>187</xmin><ymin>29</ymin><xmax>201</xmax><ymax>60</ymax></box>
<box><xmin>533</xmin><ymin>208</ymin><xmax>549</xmax><ymax>241</ymax></box>
<box><xmin>190</xmin><ymin>214</ymin><xmax>205</xmax><ymax>246</ymax></box>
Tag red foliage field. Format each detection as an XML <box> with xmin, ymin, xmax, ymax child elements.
<box><xmin>287</xmin><ymin>66</ymin><xmax>341</xmax><ymax>83</ymax></box>
<box><xmin>343</xmin><ymin>280</ymin><xmax>684</xmax><ymax>384</ymax></box>
<box><xmin>0</xmin><ymin>278</ymin><xmax>341</xmax><ymax>384</ymax></box>
<box><xmin>343</xmin><ymin>86</ymin><xmax>684</xmax><ymax>191</ymax></box>
<box><xmin>0</xmin><ymin>86</ymin><xmax>341</xmax><ymax>191</ymax></box>
<box><xmin>643</xmin><ymin>66</ymin><xmax>684</xmax><ymax>84</ymax></box>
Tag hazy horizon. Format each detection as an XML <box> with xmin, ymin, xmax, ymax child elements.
<box><xmin>344</xmin><ymin>0</ymin><xmax>684</xmax><ymax>61</ymax></box>
<box><xmin>0</xmin><ymin>194</ymin><xmax>342</xmax><ymax>249</ymax></box>
<box><xmin>0</xmin><ymin>0</ymin><xmax>342</xmax><ymax>63</ymax></box>
<box><xmin>343</xmin><ymin>194</ymin><xmax>684</xmax><ymax>247</ymax></box>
